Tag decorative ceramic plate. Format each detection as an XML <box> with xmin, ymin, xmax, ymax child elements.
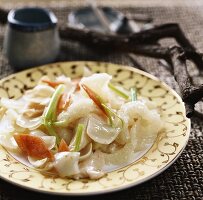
<box><xmin>0</xmin><ymin>61</ymin><xmax>190</xmax><ymax>195</ymax></box>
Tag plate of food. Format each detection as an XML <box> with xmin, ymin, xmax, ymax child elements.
<box><xmin>0</xmin><ymin>61</ymin><xmax>190</xmax><ymax>195</ymax></box>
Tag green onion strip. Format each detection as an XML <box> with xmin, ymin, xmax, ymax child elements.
<box><xmin>130</xmin><ymin>88</ymin><xmax>137</xmax><ymax>101</ymax></box>
<box><xmin>108</xmin><ymin>83</ymin><xmax>129</xmax><ymax>100</ymax></box>
<box><xmin>43</xmin><ymin>84</ymin><xmax>65</xmax><ymax>145</ymax></box>
<box><xmin>54</xmin><ymin>84</ymin><xmax>124</xmax><ymax>133</ymax></box>
<box><xmin>73</xmin><ymin>124</ymin><xmax>84</xmax><ymax>152</ymax></box>
<box><xmin>101</xmin><ymin>103</ymin><xmax>124</xmax><ymax>129</ymax></box>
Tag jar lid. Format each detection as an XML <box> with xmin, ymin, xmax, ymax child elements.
<box><xmin>8</xmin><ymin>7</ymin><xmax>57</xmax><ymax>32</ymax></box>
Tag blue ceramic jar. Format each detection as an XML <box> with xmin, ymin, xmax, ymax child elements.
<box><xmin>3</xmin><ymin>7</ymin><xmax>60</xmax><ymax>70</ymax></box>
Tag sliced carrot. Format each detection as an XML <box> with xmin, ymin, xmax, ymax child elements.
<box><xmin>72</xmin><ymin>78</ymin><xmax>81</xmax><ymax>84</ymax></box>
<box><xmin>81</xmin><ymin>84</ymin><xmax>106</xmax><ymax>115</ymax></box>
<box><xmin>14</xmin><ymin>134</ymin><xmax>54</xmax><ymax>160</ymax></box>
<box><xmin>75</xmin><ymin>82</ymin><xmax>80</xmax><ymax>92</ymax></box>
<box><xmin>58</xmin><ymin>139</ymin><xmax>69</xmax><ymax>152</ymax></box>
<box><xmin>72</xmin><ymin>78</ymin><xmax>81</xmax><ymax>92</ymax></box>
<box><xmin>42</xmin><ymin>79</ymin><xmax>64</xmax><ymax>88</ymax></box>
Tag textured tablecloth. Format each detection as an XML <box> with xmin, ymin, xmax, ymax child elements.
<box><xmin>0</xmin><ymin>1</ymin><xmax>203</xmax><ymax>200</ymax></box>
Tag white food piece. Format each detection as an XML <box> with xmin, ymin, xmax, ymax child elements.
<box><xmin>102</xmin><ymin>142</ymin><xmax>134</xmax><ymax>165</ymax></box>
<box><xmin>79</xmin><ymin>150</ymin><xmax>105</xmax><ymax>179</ymax></box>
<box><xmin>105</xmin><ymin>91</ymin><xmax>126</xmax><ymax>110</ymax></box>
<box><xmin>57</xmin><ymin>95</ymin><xmax>96</xmax><ymax>125</ymax></box>
<box><xmin>0</xmin><ymin>97</ymin><xmax>25</xmax><ymax>110</ymax></box>
<box><xmin>55</xmin><ymin>75</ymin><xmax>75</xmax><ymax>93</ymax></box>
<box><xmin>80</xmin><ymin>73</ymin><xmax>112</xmax><ymax>101</ymax></box>
<box><xmin>87</xmin><ymin>116</ymin><xmax>121</xmax><ymax>145</ymax></box>
<box><xmin>30</xmin><ymin>129</ymin><xmax>47</xmax><ymax>137</ymax></box>
<box><xmin>0</xmin><ymin>72</ymin><xmax>164</xmax><ymax>180</ymax></box>
<box><xmin>23</xmin><ymin>85</ymin><xmax>54</xmax><ymax>105</ymax></box>
<box><xmin>80</xmin><ymin>73</ymin><xmax>127</xmax><ymax>109</ymax></box>
<box><xmin>0</xmin><ymin>135</ymin><xmax>19</xmax><ymax>151</ymax></box>
<box><xmin>25</xmin><ymin>85</ymin><xmax>55</xmax><ymax>97</ymax></box>
<box><xmin>41</xmin><ymin>136</ymin><xmax>56</xmax><ymax>150</ymax></box>
<box><xmin>118</xmin><ymin>101</ymin><xmax>163</xmax><ymax>150</ymax></box>
<box><xmin>0</xmin><ymin>109</ymin><xmax>18</xmax><ymax>135</ymax></box>
<box><xmin>28</xmin><ymin>156</ymin><xmax>48</xmax><ymax>168</ymax></box>
<box><xmin>115</xmin><ymin>118</ymin><xmax>130</xmax><ymax>145</ymax></box>
<box><xmin>79</xmin><ymin>143</ymin><xmax>92</xmax><ymax>161</ymax></box>
<box><xmin>56</xmin><ymin>127</ymin><xmax>74</xmax><ymax>145</ymax></box>
<box><xmin>16</xmin><ymin>115</ymin><xmax>42</xmax><ymax>130</ymax></box>
<box><xmin>118</xmin><ymin>101</ymin><xmax>163</xmax><ymax>132</ymax></box>
<box><xmin>54</xmin><ymin>152</ymin><xmax>80</xmax><ymax>177</ymax></box>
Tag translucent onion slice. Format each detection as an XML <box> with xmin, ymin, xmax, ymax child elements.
<box><xmin>0</xmin><ymin>135</ymin><xmax>19</xmax><ymax>152</ymax></box>
<box><xmin>34</xmin><ymin>162</ymin><xmax>54</xmax><ymax>175</ymax></box>
<box><xmin>54</xmin><ymin>152</ymin><xmax>80</xmax><ymax>177</ymax></box>
<box><xmin>79</xmin><ymin>143</ymin><xmax>92</xmax><ymax>161</ymax></box>
<box><xmin>0</xmin><ymin>117</ymin><xmax>14</xmax><ymax>134</ymax></box>
<box><xmin>87</xmin><ymin>116</ymin><xmax>121</xmax><ymax>145</ymax></box>
<box><xmin>16</xmin><ymin>115</ymin><xmax>42</xmax><ymax>130</ymax></box>
<box><xmin>28</xmin><ymin>156</ymin><xmax>48</xmax><ymax>168</ymax></box>
<box><xmin>0</xmin><ymin>109</ymin><xmax>17</xmax><ymax>134</ymax></box>
<box><xmin>30</xmin><ymin>130</ymin><xmax>47</xmax><ymax>137</ymax></box>
<box><xmin>13</xmin><ymin>123</ymin><xmax>26</xmax><ymax>133</ymax></box>
<box><xmin>1</xmin><ymin>97</ymin><xmax>25</xmax><ymax>110</ymax></box>
<box><xmin>41</xmin><ymin>136</ymin><xmax>56</xmax><ymax>150</ymax></box>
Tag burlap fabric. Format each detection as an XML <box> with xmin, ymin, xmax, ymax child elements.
<box><xmin>0</xmin><ymin>2</ymin><xmax>202</xmax><ymax>200</ymax></box>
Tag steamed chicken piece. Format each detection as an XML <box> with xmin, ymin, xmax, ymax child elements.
<box><xmin>0</xmin><ymin>72</ymin><xmax>164</xmax><ymax>180</ymax></box>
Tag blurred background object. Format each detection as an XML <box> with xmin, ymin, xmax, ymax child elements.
<box><xmin>3</xmin><ymin>7</ymin><xmax>60</xmax><ymax>69</ymax></box>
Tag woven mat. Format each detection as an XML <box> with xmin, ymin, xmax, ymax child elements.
<box><xmin>0</xmin><ymin>3</ymin><xmax>203</xmax><ymax>200</ymax></box>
